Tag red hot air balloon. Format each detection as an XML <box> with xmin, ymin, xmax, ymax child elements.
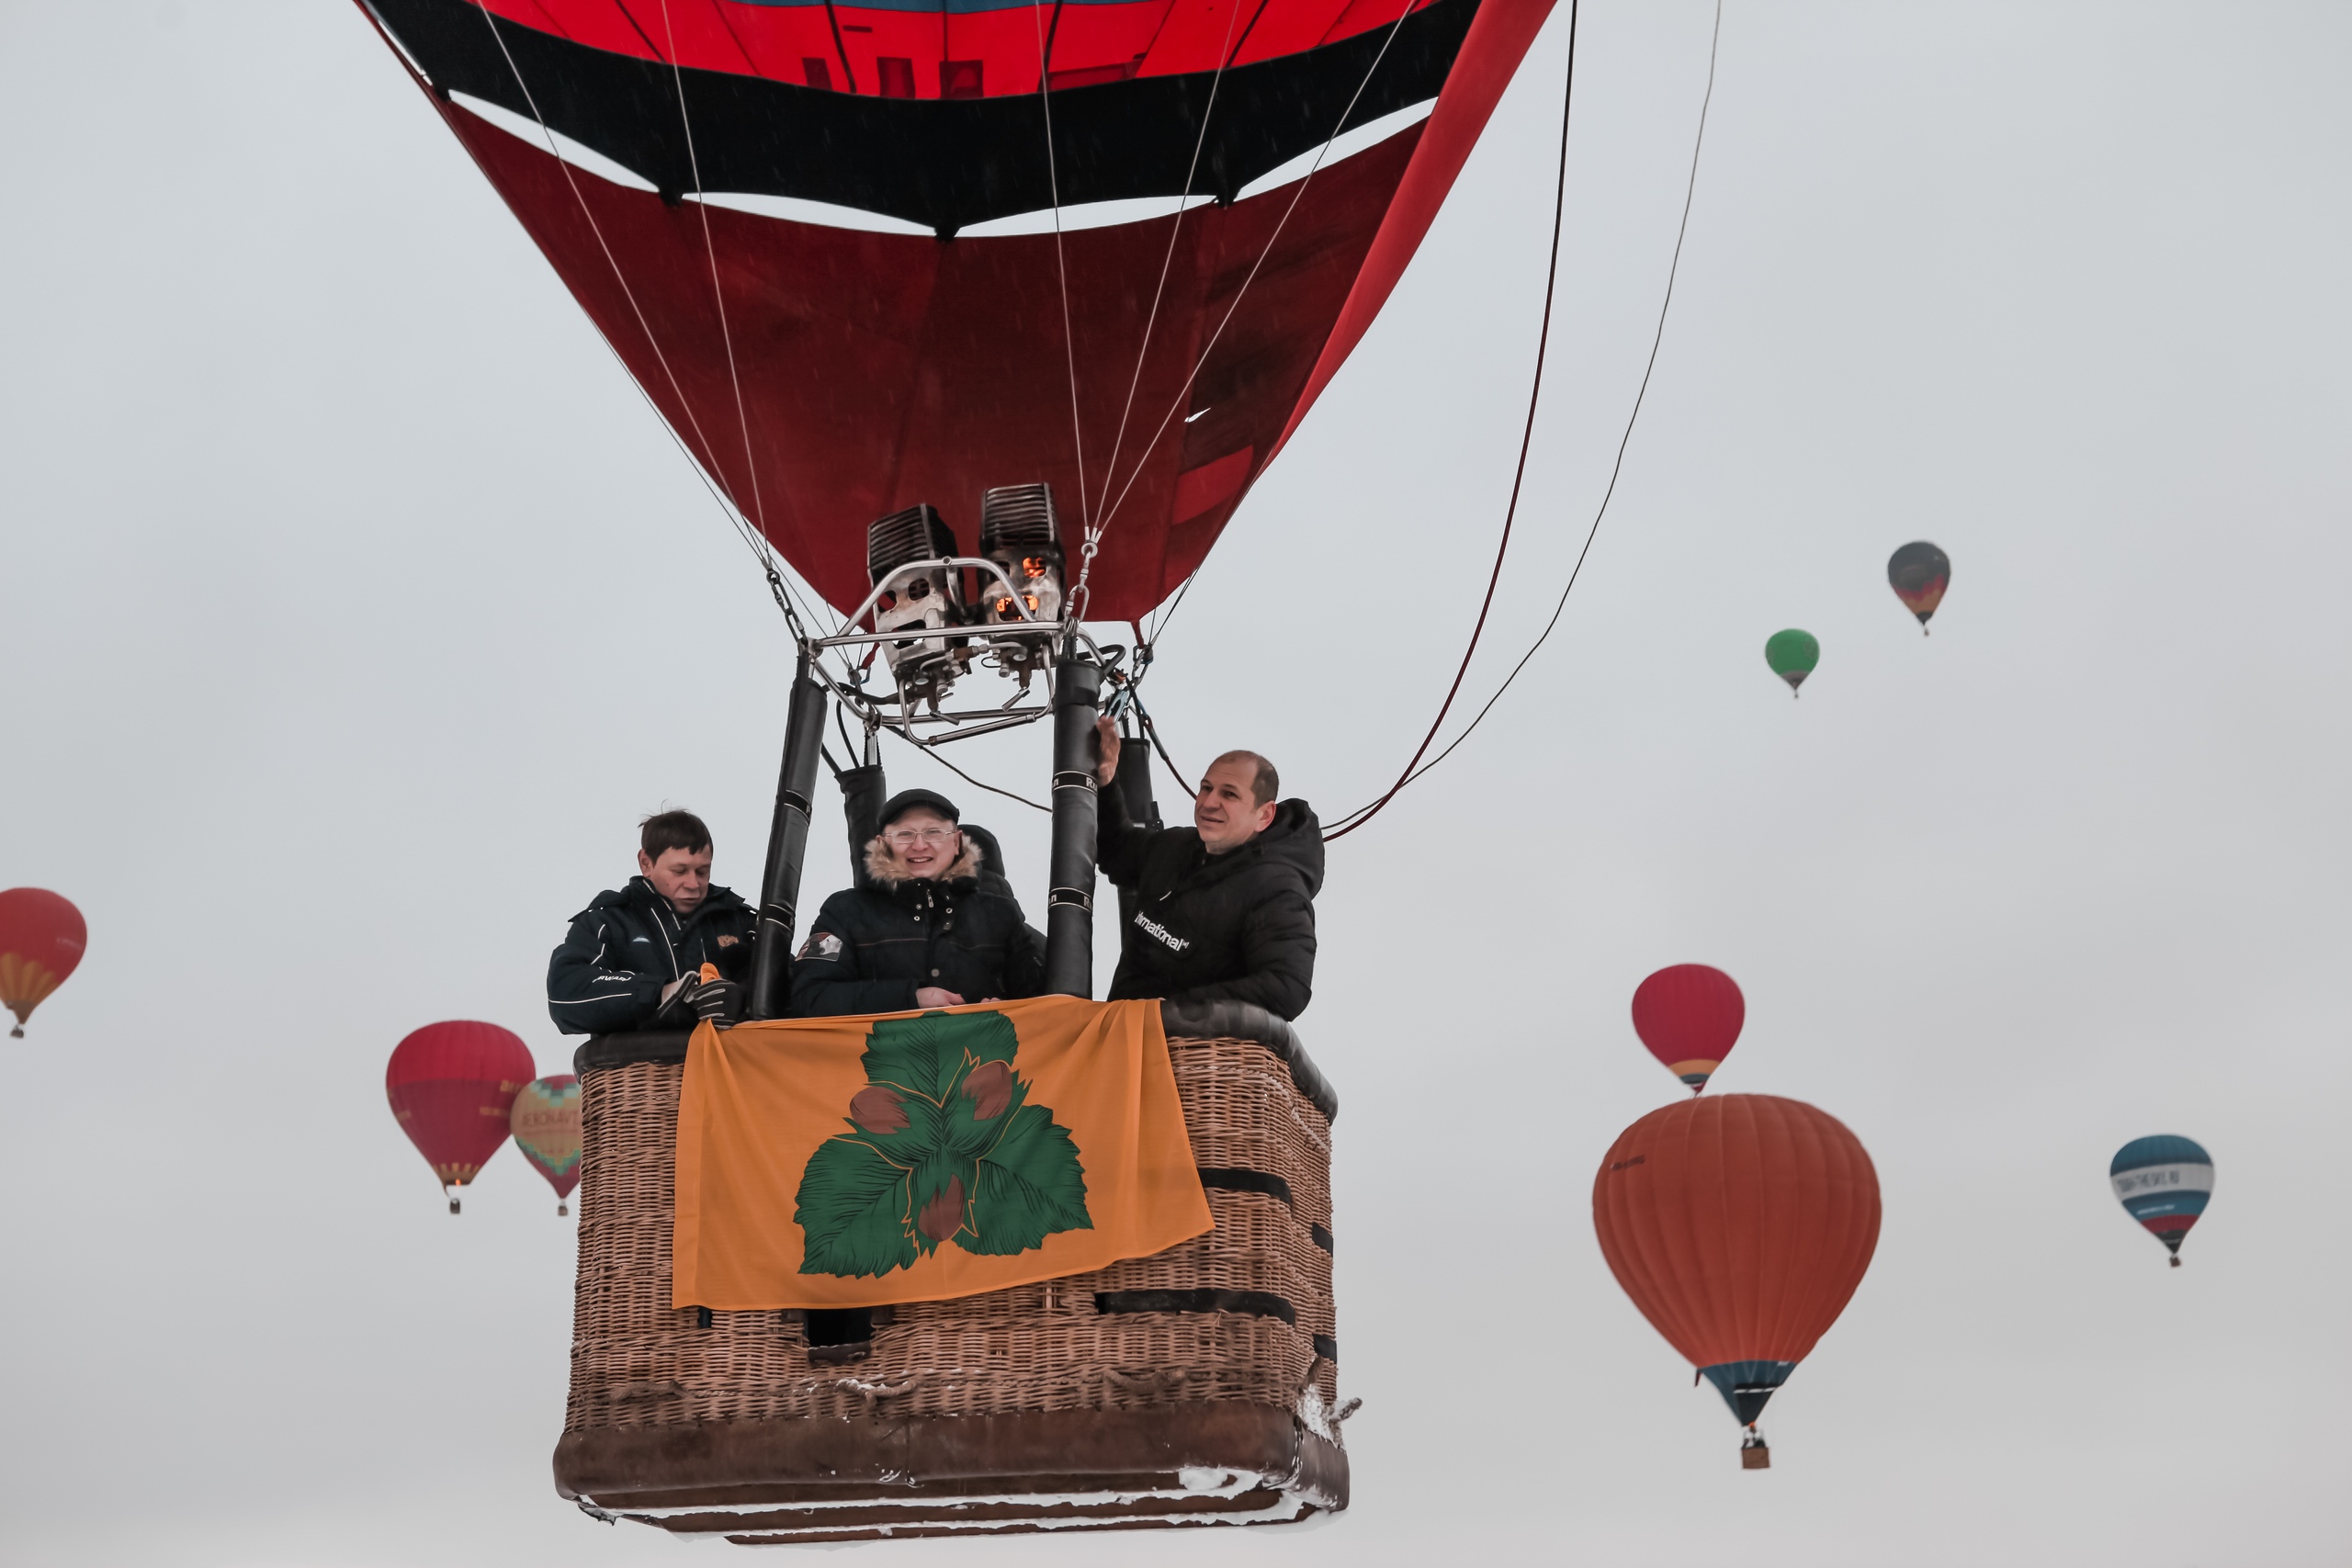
<box><xmin>1630</xmin><ymin>964</ymin><xmax>1745</xmax><ymax>1093</ymax></box>
<box><xmin>0</xmin><ymin>888</ymin><xmax>87</xmax><ymax>1039</ymax></box>
<box><xmin>1591</xmin><ymin>1094</ymin><xmax>1880</xmax><ymax>1468</ymax></box>
<box><xmin>350</xmin><ymin>0</ymin><xmax>1560</xmax><ymax>621</ymax></box>
<box><xmin>385</xmin><ymin>1022</ymin><xmax>538</xmax><ymax>1213</ymax></box>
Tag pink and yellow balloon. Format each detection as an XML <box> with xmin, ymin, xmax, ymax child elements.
<box><xmin>510</xmin><ymin>1075</ymin><xmax>582</xmax><ymax>1216</ymax></box>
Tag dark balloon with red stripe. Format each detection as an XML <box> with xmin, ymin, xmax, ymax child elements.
<box><xmin>1630</xmin><ymin>964</ymin><xmax>1745</xmax><ymax>1094</ymax></box>
<box><xmin>1887</xmin><ymin>541</ymin><xmax>1951</xmax><ymax>632</ymax></box>
<box><xmin>385</xmin><ymin>1021</ymin><xmax>538</xmax><ymax>1214</ymax></box>
<box><xmin>1591</xmin><ymin>1094</ymin><xmax>1881</xmax><ymax>1465</ymax></box>
<box><xmin>353</xmin><ymin>0</ymin><xmax>1559</xmax><ymax>619</ymax></box>
<box><xmin>0</xmin><ymin>887</ymin><xmax>85</xmax><ymax>1039</ymax></box>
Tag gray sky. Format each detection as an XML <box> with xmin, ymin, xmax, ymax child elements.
<box><xmin>4</xmin><ymin>2</ymin><xmax>2347</xmax><ymax>1564</ymax></box>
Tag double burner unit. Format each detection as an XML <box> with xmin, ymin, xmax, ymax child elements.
<box><xmin>743</xmin><ymin>481</ymin><xmax>1111</xmax><ymax>1019</ymax></box>
<box><xmin>863</xmin><ymin>483</ymin><xmax>1069</xmax><ymax>708</ymax></box>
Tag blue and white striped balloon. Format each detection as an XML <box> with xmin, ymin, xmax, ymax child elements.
<box><xmin>2109</xmin><ymin>1134</ymin><xmax>2213</xmax><ymax>1268</ymax></box>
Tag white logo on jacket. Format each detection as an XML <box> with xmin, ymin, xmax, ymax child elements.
<box><xmin>1133</xmin><ymin>912</ymin><xmax>1191</xmax><ymax>953</ymax></box>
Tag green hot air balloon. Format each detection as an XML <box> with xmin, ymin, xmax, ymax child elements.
<box><xmin>1765</xmin><ymin>630</ymin><xmax>1820</xmax><ymax>696</ymax></box>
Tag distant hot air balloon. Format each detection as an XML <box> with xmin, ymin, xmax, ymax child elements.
<box><xmin>1592</xmin><ymin>1094</ymin><xmax>1881</xmax><ymax>1468</ymax></box>
<box><xmin>385</xmin><ymin>1021</ymin><xmax>537</xmax><ymax>1214</ymax></box>
<box><xmin>1765</xmin><ymin>629</ymin><xmax>1819</xmax><ymax>696</ymax></box>
<box><xmin>2110</xmin><ymin>1134</ymin><xmax>2212</xmax><ymax>1268</ymax></box>
<box><xmin>511</xmin><ymin>1075</ymin><xmax>582</xmax><ymax>1216</ymax></box>
<box><xmin>1886</xmin><ymin>542</ymin><xmax>1951</xmax><ymax>633</ymax></box>
<box><xmin>1631</xmin><ymin>964</ymin><xmax>1745</xmax><ymax>1094</ymax></box>
<box><xmin>0</xmin><ymin>888</ymin><xmax>86</xmax><ymax>1039</ymax></box>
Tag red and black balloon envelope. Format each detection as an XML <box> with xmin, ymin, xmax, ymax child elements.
<box><xmin>1630</xmin><ymin>963</ymin><xmax>1744</xmax><ymax>1093</ymax></box>
<box><xmin>385</xmin><ymin>1021</ymin><xmax>539</xmax><ymax>1213</ymax></box>
<box><xmin>352</xmin><ymin>0</ymin><xmax>1558</xmax><ymax>619</ymax></box>
<box><xmin>1591</xmin><ymin>1094</ymin><xmax>1880</xmax><ymax>1461</ymax></box>
<box><xmin>0</xmin><ymin>888</ymin><xmax>86</xmax><ymax>1040</ymax></box>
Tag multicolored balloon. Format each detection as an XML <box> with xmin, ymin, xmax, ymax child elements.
<box><xmin>1886</xmin><ymin>541</ymin><xmax>1951</xmax><ymax>632</ymax></box>
<box><xmin>1631</xmin><ymin>964</ymin><xmax>1746</xmax><ymax>1094</ymax></box>
<box><xmin>1593</xmin><ymin>1095</ymin><xmax>1882</xmax><ymax>1467</ymax></box>
<box><xmin>511</xmin><ymin>1075</ymin><xmax>583</xmax><ymax>1216</ymax></box>
<box><xmin>1764</xmin><ymin>629</ymin><xmax>1819</xmax><ymax>696</ymax></box>
<box><xmin>385</xmin><ymin>1021</ymin><xmax>537</xmax><ymax>1214</ymax></box>
<box><xmin>0</xmin><ymin>888</ymin><xmax>86</xmax><ymax>1039</ymax></box>
<box><xmin>2110</xmin><ymin>1134</ymin><xmax>2212</xmax><ymax>1268</ymax></box>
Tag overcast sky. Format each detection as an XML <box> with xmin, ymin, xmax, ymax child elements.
<box><xmin>4</xmin><ymin>2</ymin><xmax>2348</xmax><ymax>1565</ymax></box>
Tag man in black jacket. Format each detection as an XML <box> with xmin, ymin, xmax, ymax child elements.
<box><xmin>1091</xmin><ymin>717</ymin><xmax>1323</xmax><ymax>1021</ymax></box>
<box><xmin>548</xmin><ymin>810</ymin><xmax>755</xmax><ymax>1034</ymax></box>
<box><xmin>789</xmin><ymin>789</ymin><xmax>1046</xmax><ymax>1018</ymax></box>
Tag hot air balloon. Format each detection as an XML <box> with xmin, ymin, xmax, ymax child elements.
<box><xmin>352</xmin><ymin>0</ymin><xmax>1559</xmax><ymax>624</ymax></box>
<box><xmin>2109</xmin><ymin>1134</ymin><xmax>2212</xmax><ymax>1268</ymax></box>
<box><xmin>1764</xmin><ymin>629</ymin><xmax>1818</xmax><ymax>696</ymax></box>
<box><xmin>385</xmin><ymin>1021</ymin><xmax>537</xmax><ymax>1213</ymax></box>
<box><xmin>0</xmin><ymin>888</ymin><xmax>86</xmax><ymax>1039</ymax></box>
<box><xmin>1592</xmin><ymin>1094</ymin><xmax>1881</xmax><ymax>1468</ymax></box>
<box><xmin>1630</xmin><ymin>964</ymin><xmax>1743</xmax><ymax>1093</ymax></box>
<box><xmin>512</xmin><ymin>1075</ymin><xmax>583</xmax><ymax>1215</ymax></box>
<box><xmin>1886</xmin><ymin>541</ymin><xmax>1950</xmax><ymax>632</ymax></box>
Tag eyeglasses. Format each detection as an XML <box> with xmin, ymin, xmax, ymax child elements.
<box><xmin>886</xmin><ymin>827</ymin><xmax>957</xmax><ymax>847</ymax></box>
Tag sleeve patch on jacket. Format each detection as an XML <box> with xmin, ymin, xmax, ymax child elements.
<box><xmin>798</xmin><ymin>931</ymin><xmax>843</xmax><ymax>961</ymax></box>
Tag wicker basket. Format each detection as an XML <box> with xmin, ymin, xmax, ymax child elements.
<box><xmin>556</xmin><ymin>1014</ymin><xmax>1343</xmax><ymax>1543</ymax></box>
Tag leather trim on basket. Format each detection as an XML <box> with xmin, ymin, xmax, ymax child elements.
<box><xmin>1308</xmin><ymin>1221</ymin><xmax>1335</xmax><ymax>1254</ymax></box>
<box><xmin>1093</xmin><ymin>1288</ymin><xmax>1297</xmax><ymax>1325</ymax></box>
<box><xmin>1196</xmin><ymin>1167</ymin><xmax>1295</xmax><ymax>1205</ymax></box>
<box><xmin>573</xmin><ymin>1029</ymin><xmax>695</xmax><ymax>1075</ymax></box>
<box><xmin>555</xmin><ymin>1403</ymin><xmax>1345</xmax><ymax>1507</ymax></box>
<box><xmin>1312</xmin><ymin>1334</ymin><xmax>1340</xmax><ymax>1364</ymax></box>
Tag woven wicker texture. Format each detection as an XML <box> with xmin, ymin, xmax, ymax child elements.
<box><xmin>567</xmin><ymin>1036</ymin><xmax>1338</xmax><ymax>1432</ymax></box>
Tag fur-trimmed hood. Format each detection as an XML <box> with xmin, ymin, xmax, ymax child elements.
<box><xmin>862</xmin><ymin>836</ymin><xmax>985</xmax><ymax>890</ymax></box>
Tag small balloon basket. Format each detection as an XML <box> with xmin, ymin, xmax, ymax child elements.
<box><xmin>557</xmin><ymin>1002</ymin><xmax>1344</xmax><ymax>1544</ymax></box>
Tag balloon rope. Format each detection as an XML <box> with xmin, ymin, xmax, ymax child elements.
<box><xmin>658</xmin><ymin>0</ymin><xmax>773</xmax><ymax>558</ymax></box>
<box><xmin>1091</xmin><ymin>1</ymin><xmax>1249</xmax><ymax>529</ymax></box>
<box><xmin>1325</xmin><ymin>0</ymin><xmax>1723</xmax><ymax>839</ymax></box>
<box><xmin>1030</xmin><ymin>1</ymin><xmax>1093</xmax><ymax>546</ymax></box>
<box><xmin>1320</xmin><ymin>0</ymin><xmax>1587</xmax><ymax>842</ymax></box>
<box><xmin>460</xmin><ymin>2</ymin><xmax>840</xmax><ymax>652</ymax></box>
<box><xmin>1074</xmin><ymin>0</ymin><xmax>1422</xmax><ymax>609</ymax></box>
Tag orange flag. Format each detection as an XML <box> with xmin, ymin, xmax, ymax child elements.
<box><xmin>673</xmin><ymin>996</ymin><xmax>1211</xmax><ymax>1310</ymax></box>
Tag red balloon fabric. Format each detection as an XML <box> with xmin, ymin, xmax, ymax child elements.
<box><xmin>386</xmin><ymin>1021</ymin><xmax>539</xmax><ymax>1198</ymax></box>
<box><xmin>0</xmin><ymin>887</ymin><xmax>87</xmax><ymax>1038</ymax></box>
<box><xmin>1590</xmin><ymin>1094</ymin><xmax>1880</xmax><ymax>1434</ymax></box>
<box><xmin>353</xmin><ymin>0</ymin><xmax>1559</xmax><ymax>621</ymax></box>
<box><xmin>1630</xmin><ymin>964</ymin><xmax>1745</xmax><ymax>1093</ymax></box>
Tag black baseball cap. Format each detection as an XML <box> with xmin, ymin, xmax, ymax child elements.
<box><xmin>878</xmin><ymin>788</ymin><xmax>960</xmax><ymax>829</ymax></box>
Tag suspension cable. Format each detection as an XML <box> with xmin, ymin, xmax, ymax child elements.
<box><xmin>1322</xmin><ymin>0</ymin><xmax>1585</xmax><ymax>840</ymax></box>
<box><xmin>1069</xmin><ymin>0</ymin><xmax>1421</xmax><ymax>620</ymax></box>
<box><xmin>1326</xmin><ymin>0</ymin><xmax>1720</xmax><ymax>840</ymax></box>
<box><xmin>1030</xmin><ymin>1</ymin><xmax>1092</xmax><ymax>536</ymax></box>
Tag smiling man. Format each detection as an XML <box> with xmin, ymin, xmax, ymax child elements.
<box><xmin>1091</xmin><ymin>717</ymin><xmax>1324</xmax><ymax>1021</ymax></box>
<box><xmin>547</xmin><ymin>809</ymin><xmax>755</xmax><ymax>1034</ymax></box>
<box><xmin>787</xmin><ymin>788</ymin><xmax>1046</xmax><ymax>1019</ymax></box>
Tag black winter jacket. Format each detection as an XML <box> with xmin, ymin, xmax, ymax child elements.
<box><xmin>547</xmin><ymin>877</ymin><xmax>757</xmax><ymax>1035</ymax></box>
<box><xmin>788</xmin><ymin>840</ymin><xmax>1046</xmax><ymax>1018</ymax></box>
<box><xmin>1096</xmin><ymin>786</ymin><xmax>1323</xmax><ymax>1021</ymax></box>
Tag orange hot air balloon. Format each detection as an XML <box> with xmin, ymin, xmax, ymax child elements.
<box><xmin>0</xmin><ymin>888</ymin><xmax>87</xmax><ymax>1039</ymax></box>
<box><xmin>1591</xmin><ymin>1094</ymin><xmax>1881</xmax><ymax>1468</ymax></box>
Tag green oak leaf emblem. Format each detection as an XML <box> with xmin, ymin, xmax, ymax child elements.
<box><xmin>795</xmin><ymin>1010</ymin><xmax>1091</xmax><ymax>1278</ymax></box>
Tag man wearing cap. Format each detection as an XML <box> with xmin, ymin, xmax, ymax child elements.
<box><xmin>788</xmin><ymin>789</ymin><xmax>1046</xmax><ymax>1018</ymax></box>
